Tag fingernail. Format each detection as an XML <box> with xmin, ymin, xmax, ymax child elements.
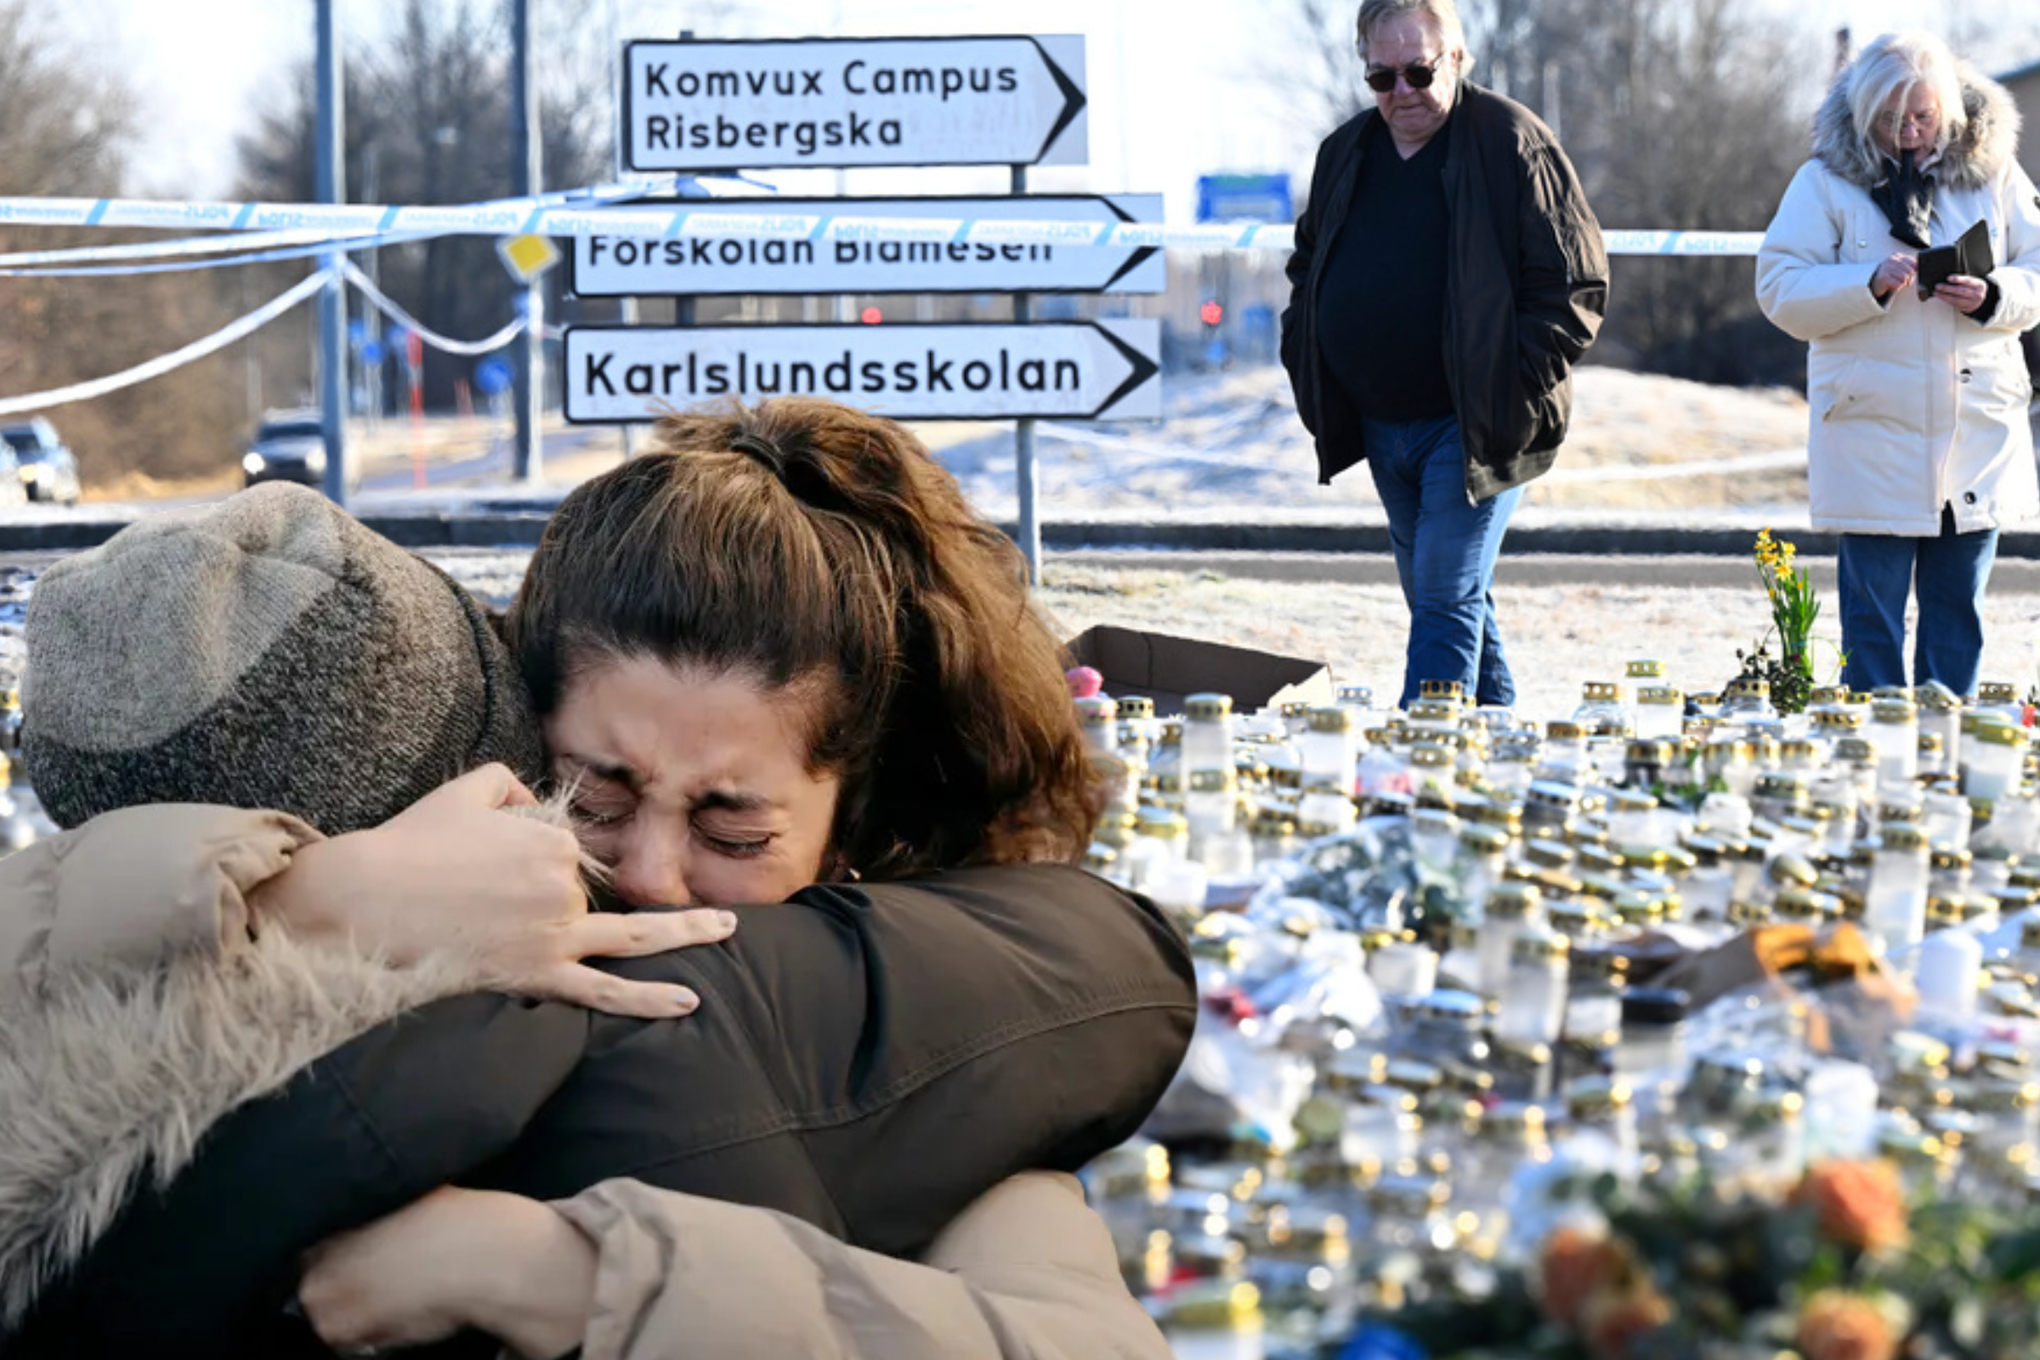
<box><xmin>715</xmin><ymin>910</ymin><xmax>738</xmax><ymax>932</ymax></box>
<box><xmin>673</xmin><ymin>988</ymin><xmax>700</xmax><ymax>1014</ymax></box>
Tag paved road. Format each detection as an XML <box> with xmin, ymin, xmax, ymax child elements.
<box><xmin>11</xmin><ymin>544</ymin><xmax>2040</xmax><ymax>596</ymax></box>
<box><xmin>1046</xmin><ymin>548</ymin><xmax>2040</xmax><ymax>592</ymax></box>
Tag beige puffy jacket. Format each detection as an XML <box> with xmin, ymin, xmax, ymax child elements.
<box><xmin>1756</xmin><ymin>65</ymin><xmax>2040</xmax><ymax>537</ymax></box>
<box><xmin>0</xmin><ymin>804</ymin><xmax>1170</xmax><ymax>1360</ymax></box>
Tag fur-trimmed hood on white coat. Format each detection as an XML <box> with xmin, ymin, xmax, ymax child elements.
<box><xmin>1756</xmin><ymin>63</ymin><xmax>2040</xmax><ymax>538</ymax></box>
<box><xmin>1811</xmin><ymin>58</ymin><xmax>2022</xmax><ymax>191</ymax></box>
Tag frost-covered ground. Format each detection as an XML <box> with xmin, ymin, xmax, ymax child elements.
<box><xmin>58</xmin><ymin>363</ymin><xmax>1817</xmax><ymax>525</ymax></box>
<box><xmin>395</xmin><ymin>359</ymin><xmax>2037</xmax><ymax>723</ymax></box>
<box><xmin>905</xmin><ymin>364</ymin><xmax>2036</xmax><ymax>720</ymax></box>
<box><xmin>349</xmin><ymin>545</ymin><xmax>2040</xmax><ymax>732</ymax></box>
<box><xmin>922</xmin><ymin>363</ymin><xmax>1815</xmax><ymax>524</ymax></box>
<box><xmin>1027</xmin><ymin>565</ymin><xmax>2040</xmax><ymax>727</ymax></box>
<box><xmin>11</xmin><ymin>365</ymin><xmax>2037</xmax><ymax>726</ymax></box>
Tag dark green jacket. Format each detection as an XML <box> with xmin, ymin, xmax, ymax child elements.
<box><xmin>7</xmin><ymin>865</ymin><xmax>1195</xmax><ymax>1359</ymax></box>
<box><xmin>1281</xmin><ymin>81</ymin><xmax>1609</xmax><ymax>502</ymax></box>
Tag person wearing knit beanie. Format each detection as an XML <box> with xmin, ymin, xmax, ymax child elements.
<box><xmin>0</xmin><ymin>464</ymin><xmax>1191</xmax><ymax>1360</ymax></box>
<box><xmin>21</xmin><ymin>482</ymin><xmax>544</xmax><ymax>834</ymax></box>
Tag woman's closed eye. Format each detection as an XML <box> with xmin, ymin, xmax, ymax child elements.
<box><xmin>696</xmin><ymin>824</ymin><xmax>775</xmax><ymax>859</ymax></box>
<box><xmin>556</xmin><ymin>759</ymin><xmax>640</xmax><ymax>830</ymax></box>
<box><xmin>569</xmin><ymin>793</ymin><xmax>634</xmax><ymax>828</ymax></box>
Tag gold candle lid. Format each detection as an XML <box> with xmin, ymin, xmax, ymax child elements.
<box><xmin>1308</xmin><ymin>705</ymin><xmax>1358</xmax><ymax>734</ymax></box>
<box><xmin>1565</xmin><ymin>1076</ymin><xmax>1633</xmax><ymax>1118</ymax></box>
<box><xmin>1486</xmin><ymin>881</ymin><xmax>1542</xmax><ymax>918</ymax></box>
<box><xmin>1510</xmin><ymin>928</ymin><xmax>1571</xmax><ymax>963</ymax></box>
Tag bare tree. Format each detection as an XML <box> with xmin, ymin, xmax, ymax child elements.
<box><xmin>1567</xmin><ymin>0</ymin><xmax>1836</xmax><ymax>381</ymax></box>
<box><xmin>0</xmin><ymin>1</ymin><xmax>245</xmax><ymax>492</ymax></box>
<box><xmin>236</xmin><ymin>0</ymin><xmax>623</xmax><ymax>412</ymax></box>
<box><xmin>1941</xmin><ymin>5</ymin><xmax>2040</xmax><ymax>74</ymax></box>
<box><xmin>1243</xmin><ymin>0</ymin><xmax>1367</xmax><ymax>146</ymax></box>
<box><xmin>0</xmin><ymin>4</ymin><xmax>132</xmax><ymax>197</ymax></box>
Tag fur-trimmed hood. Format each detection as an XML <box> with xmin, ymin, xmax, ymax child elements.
<box><xmin>0</xmin><ymin>794</ymin><xmax>605</xmax><ymax>1333</ymax></box>
<box><xmin>1813</xmin><ymin>61</ymin><xmax>2022</xmax><ymax>191</ymax></box>
<box><xmin>0</xmin><ymin>930</ymin><xmax>480</xmax><ymax>1330</ymax></box>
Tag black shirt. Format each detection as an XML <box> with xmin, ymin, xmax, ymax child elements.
<box><xmin>1316</xmin><ymin>115</ymin><xmax>1455</xmax><ymax>422</ymax></box>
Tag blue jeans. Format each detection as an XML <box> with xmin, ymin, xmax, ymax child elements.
<box><xmin>1836</xmin><ymin>507</ymin><xmax>1997</xmax><ymax>697</ymax></box>
<box><xmin>1363</xmin><ymin>416</ymin><xmax>1523</xmax><ymax>708</ymax></box>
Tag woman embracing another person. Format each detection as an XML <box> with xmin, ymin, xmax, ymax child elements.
<box><xmin>0</xmin><ymin>398</ymin><xmax>1195</xmax><ymax>1359</ymax></box>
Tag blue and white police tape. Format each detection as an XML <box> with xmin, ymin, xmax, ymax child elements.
<box><xmin>0</xmin><ymin>176</ymin><xmax>695</xmax><ymax>271</ymax></box>
<box><xmin>0</xmin><ymin>271</ymin><xmax>329</xmax><ymax>419</ymax></box>
<box><xmin>342</xmin><ymin>261</ymin><xmax>524</xmax><ymax>357</ymax></box>
<box><xmin>0</xmin><ymin>230</ymin><xmax>455</xmax><ymax>279</ymax></box>
<box><xmin>1604</xmin><ymin>230</ymin><xmax>1765</xmax><ymax>256</ymax></box>
<box><xmin>0</xmin><ymin>186</ymin><xmax>1766</xmax><ymax>262</ymax></box>
<box><xmin>0</xmin><ymin>262</ymin><xmax>535</xmax><ymax>416</ymax></box>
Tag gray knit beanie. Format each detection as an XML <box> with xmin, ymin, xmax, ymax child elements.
<box><xmin>21</xmin><ymin>482</ymin><xmax>545</xmax><ymax>833</ymax></box>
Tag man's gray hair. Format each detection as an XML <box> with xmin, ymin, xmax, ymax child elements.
<box><xmin>1841</xmin><ymin>29</ymin><xmax>1968</xmax><ymax>161</ymax></box>
<box><xmin>1355</xmin><ymin>0</ymin><xmax>1469</xmax><ymax>64</ymax></box>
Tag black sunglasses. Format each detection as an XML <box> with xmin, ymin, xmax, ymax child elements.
<box><xmin>1364</xmin><ymin>55</ymin><xmax>1444</xmax><ymax>93</ymax></box>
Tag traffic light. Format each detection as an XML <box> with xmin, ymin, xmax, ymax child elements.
<box><xmin>1199</xmin><ymin>299</ymin><xmax>1224</xmax><ymax>328</ymax></box>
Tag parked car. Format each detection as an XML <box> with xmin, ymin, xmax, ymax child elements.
<box><xmin>242</xmin><ymin>415</ymin><xmax>329</xmax><ymax>489</ymax></box>
<box><xmin>0</xmin><ymin>418</ymin><xmax>80</xmax><ymax>505</ymax></box>
<box><xmin>0</xmin><ymin>437</ymin><xmax>27</xmax><ymax>509</ymax></box>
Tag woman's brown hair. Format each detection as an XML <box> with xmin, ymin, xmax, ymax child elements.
<box><xmin>504</xmin><ymin>397</ymin><xmax>1101</xmax><ymax>880</ymax></box>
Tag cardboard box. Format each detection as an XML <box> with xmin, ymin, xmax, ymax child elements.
<box><xmin>1064</xmin><ymin>625</ymin><xmax>1334</xmax><ymax>717</ymax></box>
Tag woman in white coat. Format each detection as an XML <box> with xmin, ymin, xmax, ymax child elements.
<box><xmin>1756</xmin><ymin>30</ymin><xmax>2040</xmax><ymax>697</ymax></box>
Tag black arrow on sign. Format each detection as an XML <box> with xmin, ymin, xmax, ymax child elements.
<box><xmin>1026</xmin><ymin>38</ymin><xmax>1088</xmax><ymax>165</ymax></box>
<box><xmin>1088</xmin><ymin>323</ymin><xmax>1160</xmax><ymax>420</ymax></box>
<box><xmin>1098</xmin><ymin>197</ymin><xmax>1159</xmax><ymax>291</ymax></box>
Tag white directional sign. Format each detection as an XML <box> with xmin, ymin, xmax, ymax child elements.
<box><xmin>569</xmin><ymin>195</ymin><xmax>1164</xmax><ymax>297</ymax></box>
<box><xmin>565</xmin><ymin>321</ymin><xmax>1160</xmax><ymax>423</ymax></box>
<box><xmin>622</xmin><ymin>36</ymin><xmax>1088</xmax><ymax>171</ymax></box>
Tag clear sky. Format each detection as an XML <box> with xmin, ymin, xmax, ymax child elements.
<box><xmin>44</xmin><ymin>0</ymin><xmax>2040</xmax><ymax>219</ymax></box>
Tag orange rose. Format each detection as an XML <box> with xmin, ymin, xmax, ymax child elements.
<box><xmin>1796</xmin><ymin>1159</ymin><xmax>1909</xmax><ymax>1254</ymax></box>
<box><xmin>1796</xmin><ymin>1289</ymin><xmax>1900</xmax><ymax>1360</ymax></box>
<box><xmin>1537</xmin><ymin>1225</ymin><xmax>1632</xmax><ymax>1329</ymax></box>
<box><xmin>1582</xmin><ymin>1286</ymin><xmax>1674</xmax><ymax>1360</ymax></box>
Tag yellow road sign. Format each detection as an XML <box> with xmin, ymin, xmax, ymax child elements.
<box><xmin>497</xmin><ymin>233</ymin><xmax>562</xmax><ymax>282</ymax></box>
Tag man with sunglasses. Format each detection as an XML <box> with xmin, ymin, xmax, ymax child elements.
<box><xmin>1281</xmin><ymin>0</ymin><xmax>1607</xmax><ymax>711</ymax></box>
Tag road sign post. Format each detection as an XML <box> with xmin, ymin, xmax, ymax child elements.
<box><xmin>1010</xmin><ymin>165</ymin><xmax>1041</xmax><ymax>579</ymax></box>
<box><xmin>511</xmin><ymin>0</ymin><xmax>543</xmax><ymax>485</ymax></box>
<box><xmin>622</xmin><ymin>37</ymin><xmax>1087</xmax><ymax>171</ymax></box>
<box><xmin>600</xmin><ymin>29</ymin><xmax>1146</xmax><ymax>571</ymax></box>
<box><xmin>315</xmin><ymin>0</ymin><xmax>348</xmax><ymax>509</ymax></box>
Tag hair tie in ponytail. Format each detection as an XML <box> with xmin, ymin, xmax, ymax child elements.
<box><xmin>730</xmin><ymin>431</ymin><xmax>788</xmax><ymax>479</ymax></box>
